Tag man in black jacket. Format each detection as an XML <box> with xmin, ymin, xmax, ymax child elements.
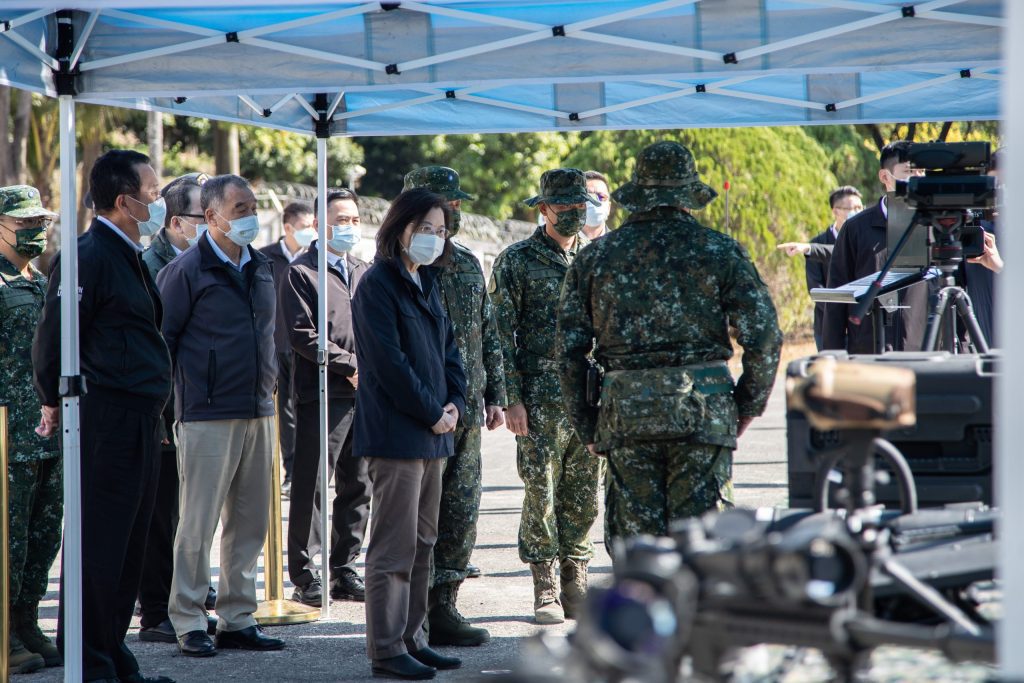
<box><xmin>137</xmin><ymin>172</ymin><xmax>217</xmax><ymax>644</ymax></box>
<box><xmin>157</xmin><ymin>174</ymin><xmax>284</xmax><ymax>657</ymax></box>
<box><xmin>279</xmin><ymin>188</ymin><xmax>370</xmax><ymax>607</ymax></box>
<box><xmin>778</xmin><ymin>186</ymin><xmax>863</xmax><ymax>349</ymax></box>
<box><xmin>258</xmin><ymin>201</ymin><xmax>314</xmax><ymax>496</ymax></box>
<box><xmin>822</xmin><ymin>142</ymin><xmax>929</xmax><ymax>354</ymax></box>
<box><xmin>33</xmin><ymin>149</ymin><xmax>174</xmax><ymax>683</ymax></box>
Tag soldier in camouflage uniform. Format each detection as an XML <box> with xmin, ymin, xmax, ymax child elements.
<box><xmin>0</xmin><ymin>186</ymin><xmax>62</xmax><ymax>674</ymax></box>
<box><xmin>403</xmin><ymin>166</ymin><xmax>506</xmax><ymax>646</ymax></box>
<box><xmin>555</xmin><ymin>141</ymin><xmax>782</xmax><ymax>558</ymax></box>
<box><xmin>489</xmin><ymin>169</ymin><xmax>602</xmax><ymax>625</ymax></box>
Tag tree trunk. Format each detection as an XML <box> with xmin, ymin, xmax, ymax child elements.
<box><xmin>78</xmin><ymin>137</ymin><xmax>103</xmax><ymax>235</ymax></box>
<box><xmin>0</xmin><ymin>86</ymin><xmax>11</xmax><ymax>185</ymax></box>
<box><xmin>213</xmin><ymin>121</ymin><xmax>240</xmax><ymax>175</ymax></box>
<box><xmin>147</xmin><ymin>110</ymin><xmax>164</xmax><ymax>179</ymax></box>
<box><xmin>12</xmin><ymin>89</ymin><xmax>32</xmax><ymax>183</ymax></box>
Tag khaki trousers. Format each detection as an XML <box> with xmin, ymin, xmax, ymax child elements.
<box><xmin>364</xmin><ymin>457</ymin><xmax>443</xmax><ymax>659</ymax></box>
<box><xmin>169</xmin><ymin>417</ymin><xmax>273</xmax><ymax>635</ymax></box>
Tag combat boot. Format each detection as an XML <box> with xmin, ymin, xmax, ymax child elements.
<box><xmin>8</xmin><ymin>631</ymin><xmax>45</xmax><ymax>675</ymax></box>
<box><xmin>427</xmin><ymin>581</ymin><xmax>490</xmax><ymax>646</ymax></box>
<box><xmin>13</xmin><ymin>604</ymin><xmax>62</xmax><ymax>667</ymax></box>
<box><xmin>530</xmin><ymin>560</ymin><xmax>564</xmax><ymax>624</ymax></box>
<box><xmin>559</xmin><ymin>558</ymin><xmax>589</xmax><ymax>620</ymax></box>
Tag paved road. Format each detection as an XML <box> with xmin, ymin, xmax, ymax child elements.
<box><xmin>22</xmin><ymin>375</ymin><xmax>993</xmax><ymax>681</ymax></box>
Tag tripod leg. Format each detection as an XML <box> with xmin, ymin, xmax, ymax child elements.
<box><xmin>923</xmin><ymin>287</ymin><xmax>954</xmax><ymax>352</ymax></box>
<box><xmin>951</xmin><ymin>289</ymin><xmax>990</xmax><ymax>353</ymax></box>
<box><xmin>880</xmin><ymin>558</ymin><xmax>981</xmax><ymax>635</ymax></box>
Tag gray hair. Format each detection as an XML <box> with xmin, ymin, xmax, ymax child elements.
<box><xmin>200</xmin><ymin>174</ymin><xmax>251</xmax><ymax>212</ymax></box>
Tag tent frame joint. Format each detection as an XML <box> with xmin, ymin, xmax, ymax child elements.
<box><xmin>313</xmin><ymin>92</ymin><xmax>331</xmax><ymax>139</ymax></box>
<box><xmin>825</xmin><ymin>102</ymin><xmax>837</xmax><ymax>112</ymax></box>
<box><xmin>961</xmin><ymin>68</ymin><xmax>972</xmax><ymax>78</ymax></box>
<box><xmin>381</xmin><ymin>2</ymin><xmax>400</xmax><ymax>10</ymax></box>
<box><xmin>696</xmin><ymin>83</ymin><xmax>706</xmax><ymax>93</ymax></box>
<box><xmin>54</xmin><ymin>9</ymin><xmax>79</xmax><ymax>97</ymax></box>
<box><xmin>902</xmin><ymin>5</ymin><xmax>916</xmax><ymax>19</ymax></box>
<box><xmin>0</xmin><ymin>20</ymin><xmax>10</xmax><ymax>33</ymax></box>
<box><xmin>386</xmin><ymin>63</ymin><xmax>400</xmax><ymax>75</ymax></box>
<box><xmin>552</xmin><ymin>25</ymin><xmax>566</xmax><ymax>37</ymax></box>
<box><xmin>445</xmin><ymin>89</ymin><xmax>456</xmax><ymax>99</ymax></box>
<box><xmin>723</xmin><ymin>52</ymin><xmax>737</xmax><ymax>64</ymax></box>
<box><xmin>225</xmin><ymin>31</ymin><xmax>239</xmax><ymax>43</ymax></box>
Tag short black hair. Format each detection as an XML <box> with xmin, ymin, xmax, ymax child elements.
<box><xmin>161</xmin><ymin>173</ymin><xmax>207</xmax><ymax>228</ymax></box>
<box><xmin>829</xmin><ymin>185</ymin><xmax>862</xmax><ymax>208</ymax></box>
<box><xmin>89</xmin><ymin>149</ymin><xmax>150</xmax><ymax>212</ymax></box>
<box><xmin>584</xmin><ymin>170</ymin><xmax>608</xmax><ymax>185</ymax></box>
<box><xmin>282</xmin><ymin>202</ymin><xmax>312</xmax><ymax>226</ymax></box>
<box><xmin>880</xmin><ymin>140</ymin><xmax>912</xmax><ymax>172</ymax></box>
<box><xmin>313</xmin><ymin>188</ymin><xmax>358</xmax><ymax>215</ymax></box>
<box><xmin>376</xmin><ymin>188</ymin><xmax>451</xmax><ymax>264</ymax></box>
<box><xmin>200</xmin><ymin>174</ymin><xmax>251</xmax><ymax>211</ymax></box>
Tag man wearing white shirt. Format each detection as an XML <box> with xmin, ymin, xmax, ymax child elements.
<box><xmin>278</xmin><ymin>188</ymin><xmax>370</xmax><ymax>607</ymax></box>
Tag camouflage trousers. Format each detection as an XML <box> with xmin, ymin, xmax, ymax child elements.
<box><xmin>516</xmin><ymin>402</ymin><xmax>601</xmax><ymax>564</ymax></box>
<box><xmin>605</xmin><ymin>442</ymin><xmax>733</xmax><ymax>557</ymax></box>
<box><xmin>7</xmin><ymin>457</ymin><xmax>63</xmax><ymax>608</ymax></box>
<box><xmin>432</xmin><ymin>423</ymin><xmax>482</xmax><ymax>587</ymax></box>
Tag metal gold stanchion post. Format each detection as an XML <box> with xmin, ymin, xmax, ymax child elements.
<box><xmin>1</xmin><ymin>405</ymin><xmax>9</xmax><ymax>683</ymax></box>
<box><xmin>255</xmin><ymin>408</ymin><xmax>318</xmax><ymax>625</ymax></box>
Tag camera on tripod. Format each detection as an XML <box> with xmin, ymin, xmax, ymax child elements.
<box><xmin>893</xmin><ymin>141</ymin><xmax>997</xmax><ymax>268</ymax></box>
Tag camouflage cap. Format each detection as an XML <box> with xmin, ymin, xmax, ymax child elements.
<box><xmin>403</xmin><ymin>166</ymin><xmax>474</xmax><ymax>201</ymax></box>
<box><xmin>524</xmin><ymin>168</ymin><xmax>600</xmax><ymax>208</ymax></box>
<box><xmin>611</xmin><ymin>141</ymin><xmax>717</xmax><ymax>212</ymax></box>
<box><xmin>0</xmin><ymin>185</ymin><xmax>57</xmax><ymax>219</ymax></box>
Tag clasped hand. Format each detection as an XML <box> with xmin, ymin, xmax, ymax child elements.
<box><xmin>431</xmin><ymin>403</ymin><xmax>459</xmax><ymax>434</ymax></box>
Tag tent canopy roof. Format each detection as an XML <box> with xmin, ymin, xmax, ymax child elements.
<box><xmin>0</xmin><ymin>1</ymin><xmax>1003</xmax><ymax>136</ymax></box>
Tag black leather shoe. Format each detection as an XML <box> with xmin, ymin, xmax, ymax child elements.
<box><xmin>215</xmin><ymin>625</ymin><xmax>285</xmax><ymax>651</ymax></box>
<box><xmin>205</xmin><ymin>586</ymin><xmax>217</xmax><ymax>611</ymax></box>
<box><xmin>330</xmin><ymin>571</ymin><xmax>365</xmax><ymax>602</ymax></box>
<box><xmin>410</xmin><ymin>647</ymin><xmax>461</xmax><ymax>670</ymax></box>
<box><xmin>139</xmin><ymin>619</ymin><xmax>177</xmax><ymax>644</ymax></box>
<box><xmin>206</xmin><ymin>614</ymin><xmax>218</xmax><ymax>636</ymax></box>
<box><xmin>466</xmin><ymin>562</ymin><xmax>482</xmax><ymax>579</ymax></box>
<box><xmin>177</xmin><ymin>630</ymin><xmax>216</xmax><ymax>658</ymax></box>
<box><xmin>292</xmin><ymin>577</ymin><xmax>323</xmax><ymax>607</ymax></box>
<box><xmin>371</xmin><ymin>653</ymin><xmax>436</xmax><ymax>680</ymax></box>
<box><xmin>120</xmin><ymin>673</ymin><xmax>176</xmax><ymax>683</ymax></box>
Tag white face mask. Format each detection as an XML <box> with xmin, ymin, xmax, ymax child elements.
<box><xmin>188</xmin><ymin>224</ymin><xmax>207</xmax><ymax>248</ymax></box>
<box><xmin>328</xmin><ymin>224</ymin><xmax>361</xmax><ymax>253</ymax></box>
<box><xmin>215</xmin><ymin>212</ymin><xmax>260</xmax><ymax>247</ymax></box>
<box><xmin>586</xmin><ymin>201</ymin><xmax>610</xmax><ymax>227</ymax></box>
<box><xmin>405</xmin><ymin>233</ymin><xmax>444</xmax><ymax>265</ymax></box>
<box><xmin>293</xmin><ymin>227</ymin><xmax>316</xmax><ymax>248</ymax></box>
<box><xmin>128</xmin><ymin>196</ymin><xmax>166</xmax><ymax>237</ymax></box>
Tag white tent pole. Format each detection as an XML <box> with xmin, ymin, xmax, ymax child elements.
<box><xmin>58</xmin><ymin>93</ymin><xmax>83</xmax><ymax>683</ymax></box>
<box><xmin>316</xmin><ymin>135</ymin><xmax>330</xmax><ymax>618</ymax></box>
<box><xmin>998</xmin><ymin>0</ymin><xmax>1023</xmax><ymax>677</ymax></box>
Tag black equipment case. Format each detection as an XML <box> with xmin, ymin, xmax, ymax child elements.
<box><xmin>787</xmin><ymin>351</ymin><xmax>997</xmax><ymax>509</ymax></box>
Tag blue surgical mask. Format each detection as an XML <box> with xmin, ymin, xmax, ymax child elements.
<box><xmin>327</xmin><ymin>224</ymin><xmax>360</xmax><ymax>253</ymax></box>
<box><xmin>187</xmin><ymin>223</ymin><xmax>207</xmax><ymax>248</ymax></box>
<box><xmin>405</xmin><ymin>233</ymin><xmax>444</xmax><ymax>265</ymax></box>
<box><xmin>129</xmin><ymin>196</ymin><xmax>166</xmax><ymax>238</ymax></box>
<box><xmin>293</xmin><ymin>227</ymin><xmax>316</xmax><ymax>248</ymax></box>
<box><xmin>215</xmin><ymin>213</ymin><xmax>260</xmax><ymax>247</ymax></box>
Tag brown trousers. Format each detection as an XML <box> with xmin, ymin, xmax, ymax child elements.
<box><xmin>364</xmin><ymin>456</ymin><xmax>443</xmax><ymax>659</ymax></box>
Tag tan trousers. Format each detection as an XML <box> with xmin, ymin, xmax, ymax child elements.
<box><xmin>169</xmin><ymin>417</ymin><xmax>273</xmax><ymax>635</ymax></box>
<box><xmin>364</xmin><ymin>457</ymin><xmax>443</xmax><ymax>659</ymax></box>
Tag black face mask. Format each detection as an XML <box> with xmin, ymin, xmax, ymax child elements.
<box><xmin>548</xmin><ymin>207</ymin><xmax>586</xmax><ymax>237</ymax></box>
<box><xmin>1</xmin><ymin>222</ymin><xmax>47</xmax><ymax>258</ymax></box>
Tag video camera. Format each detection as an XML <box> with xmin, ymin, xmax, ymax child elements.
<box><xmin>893</xmin><ymin>141</ymin><xmax>997</xmax><ymax>266</ymax></box>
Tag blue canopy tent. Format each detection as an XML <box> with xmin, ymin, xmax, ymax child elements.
<box><xmin>0</xmin><ymin>1</ymin><xmax>1018</xmax><ymax>680</ymax></box>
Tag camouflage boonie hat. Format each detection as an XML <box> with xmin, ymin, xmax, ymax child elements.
<box><xmin>0</xmin><ymin>185</ymin><xmax>57</xmax><ymax>219</ymax></box>
<box><xmin>404</xmin><ymin>166</ymin><xmax>474</xmax><ymax>201</ymax></box>
<box><xmin>612</xmin><ymin>141</ymin><xmax>717</xmax><ymax>212</ymax></box>
<box><xmin>524</xmin><ymin>168</ymin><xmax>600</xmax><ymax>208</ymax></box>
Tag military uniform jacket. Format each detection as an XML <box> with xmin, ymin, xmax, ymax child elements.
<box><xmin>556</xmin><ymin>208</ymin><xmax>783</xmax><ymax>448</ymax></box>
<box><xmin>489</xmin><ymin>226</ymin><xmax>588</xmax><ymax>407</ymax></box>
<box><xmin>437</xmin><ymin>242</ymin><xmax>506</xmax><ymax>426</ymax></box>
<box><xmin>0</xmin><ymin>255</ymin><xmax>58</xmax><ymax>462</ymax></box>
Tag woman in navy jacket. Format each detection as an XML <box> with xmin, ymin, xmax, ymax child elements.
<box><xmin>351</xmin><ymin>188</ymin><xmax>467</xmax><ymax>680</ymax></box>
